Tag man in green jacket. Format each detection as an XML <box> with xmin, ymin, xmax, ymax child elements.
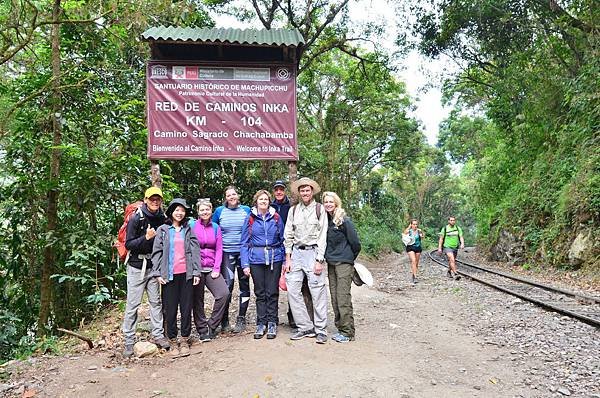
<box><xmin>437</xmin><ymin>216</ymin><xmax>464</xmax><ymax>280</ymax></box>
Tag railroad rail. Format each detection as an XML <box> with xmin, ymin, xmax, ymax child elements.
<box><xmin>428</xmin><ymin>250</ymin><xmax>600</xmax><ymax>328</ymax></box>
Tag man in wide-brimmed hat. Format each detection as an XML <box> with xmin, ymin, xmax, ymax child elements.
<box><xmin>283</xmin><ymin>177</ymin><xmax>329</xmax><ymax>344</ymax></box>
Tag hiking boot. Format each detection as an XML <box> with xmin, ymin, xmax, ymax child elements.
<box><xmin>233</xmin><ymin>316</ymin><xmax>246</xmax><ymax>333</ymax></box>
<box><xmin>453</xmin><ymin>272</ymin><xmax>461</xmax><ymax>280</ymax></box>
<box><xmin>315</xmin><ymin>333</ymin><xmax>328</xmax><ymax>344</ymax></box>
<box><xmin>290</xmin><ymin>329</ymin><xmax>316</xmax><ymax>340</ymax></box>
<box><xmin>178</xmin><ymin>338</ymin><xmax>190</xmax><ymax>357</ymax></box>
<box><xmin>332</xmin><ymin>334</ymin><xmax>353</xmax><ymax>343</ymax></box>
<box><xmin>150</xmin><ymin>336</ymin><xmax>171</xmax><ymax>350</ymax></box>
<box><xmin>220</xmin><ymin>321</ymin><xmax>231</xmax><ymax>333</ymax></box>
<box><xmin>122</xmin><ymin>344</ymin><xmax>134</xmax><ymax>358</ymax></box>
<box><xmin>447</xmin><ymin>270</ymin><xmax>453</xmax><ymax>279</ymax></box>
<box><xmin>199</xmin><ymin>330</ymin><xmax>212</xmax><ymax>342</ymax></box>
<box><xmin>253</xmin><ymin>324</ymin><xmax>266</xmax><ymax>339</ymax></box>
<box><xmin>411</xmin><ymin>275</ymin><xmax>417</xmax><ymax>284</ymax></box>
<box><xmin>169</xmin><ymin>339</ymin><xmax>180</xmax><ymax>358</ymax></box>
<box><xmin>266</xmin><ymin>322</ymin><xmax>277</xmax><ymax>339</ymax></box>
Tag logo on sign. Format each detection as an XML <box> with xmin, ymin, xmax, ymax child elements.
<box><xmin>276</xmin><ymin>67</ymin><xmax>291</xmax><ymax>81</ymax></box>
<box><xmin>173</xmin><ymin>66</ymin><xmax>186</xmax><ymax>79</ymax></box>
<box><xmin>150</xmin><ymin>65</ymin><xmax>168</xmax><ymax>79</ymax></box>
<box><xmin>186</xmin><ymin>67</ymin><xmax>199</xmax><ymax>80</ymax></box>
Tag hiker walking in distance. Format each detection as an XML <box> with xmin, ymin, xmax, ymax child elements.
<box><xmin>404</xmin><ymin>219</ymin><xmax>424</xmax><ymax>284</ymax></box>
<box><xmin>437</xmin><ymin>216</ymin><xmax>464</xmax><ymax>280</ymax></box>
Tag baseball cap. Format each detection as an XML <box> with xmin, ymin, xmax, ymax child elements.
<box><xmin>144</xmin><ymin>187</ymin><xmax>163</xmax><ymax>199</ymax></box>
<box><xmin>272</xmin><ymin>180</ymin><xmax>286</xmax><ymax>189</ymax></box>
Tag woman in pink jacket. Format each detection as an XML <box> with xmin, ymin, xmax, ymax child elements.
<box><xmin>190</xmin><ymin>198</ymin><xmax>230</xmax><ymax>341</ymax></box>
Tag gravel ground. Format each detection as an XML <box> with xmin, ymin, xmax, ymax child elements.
<box><xmin>1</xmin><ymin>248</ymin><xmax>598</xmax><ymax>398</ymax></box>
<box><xmin>373</xmin><ymin>248</ymin><xmax>600</xmax><ymax>398</ymax></box>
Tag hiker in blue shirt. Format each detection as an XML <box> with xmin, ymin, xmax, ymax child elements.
<box><xmin>212</xmin><ymin>186</ymin><xmax>251</xmax><ymax>333</ymax></box>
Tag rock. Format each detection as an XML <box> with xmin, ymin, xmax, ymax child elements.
<box><xmin>87</xmin><ymin>365</ymin><xmax>98</xmax><ymax>371</ymax></box>
<box><xmin>133</xmin><ymin>342</ymin><xmax>158</xmax><ymax>358</ymax></box>
<box><xmin>0</xmin><ymin>384</ymin><xmax>14</xmax><ymax>393</ymax></box>
<box><xmin>430</xmin><ymin>380</ymin><xmax>437</xmax><ymax>386</ymax></box>
<box><xmin>488</xmin><ymin>228</ymin><xmax>526</xmax><ymax>265</ymax></box>
<box><xmin>568</xmin><ymin>231</ymin><xmax>592</xmax><ymax>267</ymax></box>
<box><xmin>557</xmin><ymin>387</ymin><xmax>571</xmax><ymax>396</ymax></box>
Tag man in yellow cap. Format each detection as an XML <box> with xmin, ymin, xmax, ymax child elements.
<box><xmin>121</xmin><ymin>186</ymin><xmax>170</xmax><ymax>357</ymax></box>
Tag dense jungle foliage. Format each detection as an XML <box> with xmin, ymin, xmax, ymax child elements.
<box><xmin>412</xmin><ymin>0</ymin><xmax>599</xmax><ymax>270</ymax></box>
<box><xmin>0</xmin><ymin>0</ymin><xmax>596</xmax><ymax>362</ymax></box>
<box><xmin>0</xmin><ymin>0</ymin><xmax>466</xmax><ymax>361</ymax></box>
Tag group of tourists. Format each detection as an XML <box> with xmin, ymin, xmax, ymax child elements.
<box><xmin>121</xmin><ymin>177</ymin><xmax>362</xmax><ymax>358</ymax></box>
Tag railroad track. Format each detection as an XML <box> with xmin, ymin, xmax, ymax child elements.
<box><xmin>428</xmin><ymin>250</ymin><xmax>600</xmax><ymax>328</ymax></box>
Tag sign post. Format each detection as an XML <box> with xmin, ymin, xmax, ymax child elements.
<box><xmin>142</xmin><ymin>27</ymin><xmax>304</xmax><ymax>191</ymax></box>
<box><xmin>146</xmin><ymin>63</ymin><xmax>298</xmax><ymax>161</ymax></box>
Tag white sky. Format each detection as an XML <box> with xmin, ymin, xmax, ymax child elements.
<box><xmin>213</xmin><ymin>0</ymin><xmax>452</xmax><ymax>146</ymax></box>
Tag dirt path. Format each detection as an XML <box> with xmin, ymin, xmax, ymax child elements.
<box><xmin>3</xmin><ymin>253</ymin><xmax>541</xmax><ymax>398</ymax></box>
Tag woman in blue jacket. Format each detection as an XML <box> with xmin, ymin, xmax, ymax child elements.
<box><xmin>241</xmin><ymin>190</ymin><xmax>285</xmax><ymax>339</ymax></box>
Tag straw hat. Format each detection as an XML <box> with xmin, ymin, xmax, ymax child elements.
<box><xmin>290</xmin><ymin>177</ymin><xmax>321</xmax><ymax>195</ymax></box>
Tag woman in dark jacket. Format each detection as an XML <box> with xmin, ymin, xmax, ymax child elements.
<box><xmin>322</xmin><ymin>191</ymin><xmax>361</xmax><ymax>343</ymax></box>
<box><xmin>240</xmin><ymin>190</ymin><xmax>285</xmax><ymax>339</ymax></box>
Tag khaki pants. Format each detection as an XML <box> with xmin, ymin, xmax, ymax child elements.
<box><xmin>122</xmin><ymin>265</ymin><xmax>165</xmax><ymax>345</ymax></box>
<box><xmin>286</xmin><ymin>247</ymin><xmax>328</xmax><ymax>335</ymax></box>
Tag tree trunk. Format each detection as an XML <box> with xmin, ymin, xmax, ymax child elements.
<box><xmin>39</xmin><ymin>0</ymin><xmax>62</xmax><ymax>336</ymax></box>
<box><xmin>150</xmin><ymin>160</ymin><xmax>162</xmax><ymax>188</ymax></box>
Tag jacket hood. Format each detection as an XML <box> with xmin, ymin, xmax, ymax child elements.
<box><xmin>251</xmin><ymin>206</ymin><xmax>277</xmax><ymax>219</ymax></box>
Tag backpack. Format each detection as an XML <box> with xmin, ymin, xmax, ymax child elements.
<box><xmin>291</xmin><ymin>202</ymin><xmax>322</xmax><ymax>222</ymax></box>
<box><xmin>113</xmin><ymin>201</ymin><xmax>144</xmax><ymax>264</ymax></box>
<box><xmin>248</xmin><ymin>212</ymin><xmax>280</xmax><ymax>242</ymax></box>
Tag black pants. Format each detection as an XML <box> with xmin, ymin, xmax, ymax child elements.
<box><xmin>221</xmin><ymin>252</ymin><xmax>250</xmax><ymax>326</ymax></box>
<box><xmin>250</xmin><ymin>262</ymin><xmax>282</xmax><ymax>325</ymax></box>
<box><xmin>163</xmin><ymin>273</ymin><xmax>193</xmax><ymax>339</ymax></box>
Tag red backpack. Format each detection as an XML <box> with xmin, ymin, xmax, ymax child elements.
<box><xmin>113</xmin><ymin>201</ymin><xmax>144</xmax><ymax>264</ymax></box>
